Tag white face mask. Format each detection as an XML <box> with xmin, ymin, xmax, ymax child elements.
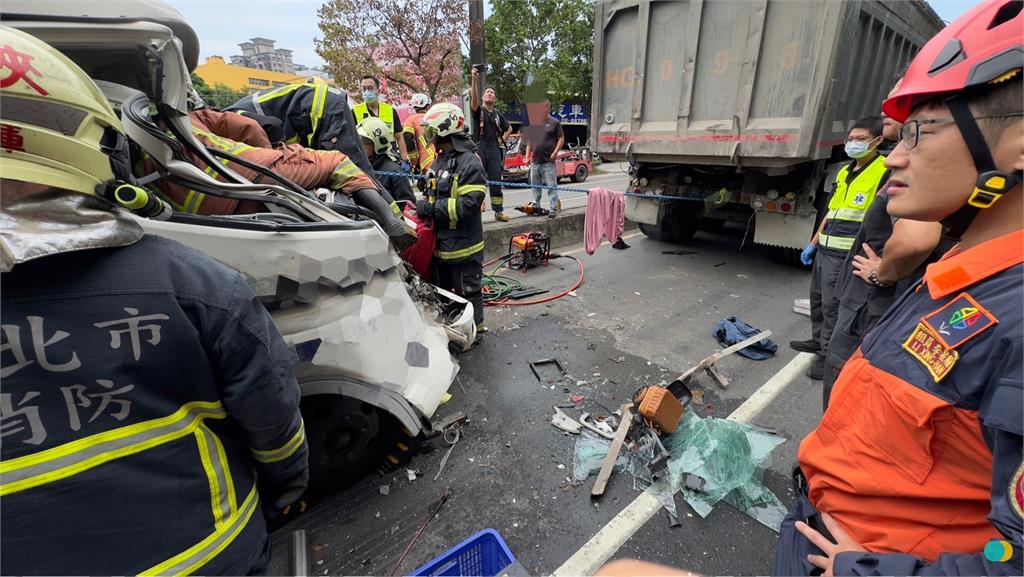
<box><xmin>845</xmin><ymin>137</ymin><xmax>878</xmax><ymax>159</ymax></box>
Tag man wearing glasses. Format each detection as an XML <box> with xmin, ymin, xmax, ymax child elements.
<box><xmin>776</xmin><ymin>0</ymin><xmax>1022</xmax><ymax>574</ymax></box>
<box><xmin>790</xmin><ymin>117</ymin><xmax>889</xmax><ymax>381</ymax></box>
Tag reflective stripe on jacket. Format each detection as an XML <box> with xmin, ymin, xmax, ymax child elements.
<box><xmin>225</xmin><ymin>84</ymin><xmax>374</xmax><ymax>175</ymax></box>
<box><xmin>798</xmin><ymin>230</ymin><xmax>1023</xmax><ymax>575</ymax></box>
<box><xmin>0</xmin><ymin>235</ymin><xmax>308</xmax><ymax>575</ymax></box>
<box><xmin>152</xmin><ymin>110</ymin><xmax>375</xmax><ymax>215</ymax></box>
<box><xmin>820</xmin><ymin>155</ymin><xmax>888</xmax><ymax>251</ymax></box>
<box><xmin>429</xmin><ymin>147</ymin><xmax>486</xmax><ymax>262</ymax></box>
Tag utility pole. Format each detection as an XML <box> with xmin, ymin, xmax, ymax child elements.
<box><xmin>468</xmin><ymin>0</ymin><xmax>486</xmax><ymax>94</ymax></box>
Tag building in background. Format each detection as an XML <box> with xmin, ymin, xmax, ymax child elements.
<box><xmin>195</xmin><ymin>37</ymin><xmax>334</xmax><ymax>93</ymax></box>
<box><xmin>231</xmin><ymin>37</ymin><xmax>295</xmax><ymax>73</ymax></box>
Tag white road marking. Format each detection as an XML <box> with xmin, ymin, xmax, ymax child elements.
<box><xmin>551</xmin><ymin>352</ymin><xmax>816</xmax><ymax>577</ymax></box>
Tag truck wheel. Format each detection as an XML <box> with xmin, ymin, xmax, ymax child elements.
<box><xmin>669</xmin><ymin>205</ymin><xmax>700</xmax><ymax>243</ymax></box>
<box><xmin>571</xmin><ymin>164</ymin><xmax>589</xmax><ymax>183</ymax></box>
<box><xmin>638</xmin><ymin>217</ymin><xmax>673</xmax><ymax>241</ymax></box>
<box><xmin>302</xmin><ymin>394</ymin><xmax>400</xmax><ymax>487</ymax></box>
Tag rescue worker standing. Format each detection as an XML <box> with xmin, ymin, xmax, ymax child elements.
<box><xmin>403</xmin><ymin>93</ymin><xmax>437</xmax><ymax>173</ymax></box>
<box><xmin>776</xmin><ymin>1</ymin><xmax>1023</xmax><ymax>574</ymax></box>
<box><xmin>0</xmin><ymin>27</ymin><xmax>308</xmax><ymax>575</ymax></box>
<box><xmin>359</xmin><ymin>116</ymin><xmax>415</xmax><ymax>204</ymax></box>
<box><xmin>791</xmin><ymin>117</ymin><xmax>888</xmax><ymax>380</ymax></box>
<box><xmin>225</xmin><ymin>81</ymin><xmax>373</xmax><ymax>174</ymax></box>
<box><xmin>416</xmin><ymin>103</ymin><xmax>487</xmax><ymax>332</ymax></box>
<box><xmin>353</xmin><ymin>75</ymin><xmax>410</xmax><ymax>170</ymax></box>
<box><xmin>470</xmin><ymin>65</ymin><xmax>512</xmax><ymax>222</ymax></box>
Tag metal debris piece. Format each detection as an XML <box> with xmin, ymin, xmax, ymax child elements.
<box><xmin>579</xmin><ymin>413</ymin><xmax>615</xmax><ymax>439</ymax></box>
<box><xmin>434</xmin><ymin>425</ymin><xmax>461</xmax><ymax>481</ymax></box>
<box><xmin>530</xmin><ymin>358</ymin><xmax>566</xmax><ymax>381</ymax></box>
<box><xmin>379</xmin><ymin>484</ymin><xmax>390</xmax><ymax>495</ymax></box>
<box><xmin>551</xmin><ymin>406</ymin><xmax>582</xmax><ymax>434</ymax></box>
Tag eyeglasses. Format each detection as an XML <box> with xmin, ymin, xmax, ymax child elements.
<box><xmin>899</xmin><ymin>114</ymin><xmax>1024</xmax><ymax>150</ymax></box>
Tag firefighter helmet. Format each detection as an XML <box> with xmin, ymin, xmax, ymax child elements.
<box><xmin>357</xmin><ymin>116</ymin><xmax>394</xmax><ymax>156</ymax></box>
<box><xmin>421</xmin><ymin>103</ymin><xmax>466</xmax><ymax>142</ymax></box>
<box><xmin>0</xmin><ymin>25</ymin><xmax>130</xmax><ymax>196</ymax></box>
<box><xmin>410</xmin><ymin>93</ymin><xmax>432</xmax><ymax>111</ymax></box>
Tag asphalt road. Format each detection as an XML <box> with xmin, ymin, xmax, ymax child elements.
<box><xmin>482</xmin><ymin>162</ymin><xmax>632</xmax><ymax>223</ymax></box>
<box><xmin>269</xmin><ymin>222</ymin><xmax>827</xmax><ymax>576</ymax></box>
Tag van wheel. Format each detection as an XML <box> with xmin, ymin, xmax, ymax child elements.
<box><xmin>302</xmin><ymin>394</ymin><xmax>399</xmax><ymax>488</ymax></box>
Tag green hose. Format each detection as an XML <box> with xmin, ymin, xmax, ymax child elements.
<box><xmin>482</xmin><ymin>274</ymin><xmax>524</xmax><ymax>302</ymax></box>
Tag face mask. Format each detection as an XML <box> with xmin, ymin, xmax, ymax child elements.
<box><xmin>844</xmin><ymin>138</ymin><xmax>876</xmax><ymax>159</ymax></box>
<box><xmin>362</xmin><ymin>90</ymin><xmax>377</xmax><ymax>103</ymax></box>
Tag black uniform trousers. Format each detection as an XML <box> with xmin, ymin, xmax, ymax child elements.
<box><xmin>435</xmin><ymin>258</ymin><xmax>484</xmax><ymax>326</ymax></box>
<box><xmin>478</xmin><ymin>142</ymin><xmax>504</xmax><ymax>212</ymax></box>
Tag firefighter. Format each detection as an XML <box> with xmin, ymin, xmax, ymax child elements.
<box><xmin>359</xmin><ymin>116</ymin><xmax>415</xmax><ymax>204</ymax></box>
<box><xmin>403</xmin><ymin>92</ymin><xmax>437</xmax><ymax>173</ymax></box>
<box><xmin>415</xmin><ymin>103</ymin><xmax>487</xmax><ymax>332</ymax></box>
<box><xmin>353</xmin><ymin>75</ymin><xmax>410</xmax><ymax>169</ymax></box>
<box><xmin>776</xmin><ymin>1</ymin><xmax>1023</xmax><ymax>574</ymax></box>
<box><xmin>0</xmin><ymin>26</ymin><xmax>307</xmax><ymax>574</ymax></box>
<box><xmin>225</xmin><ymin>81</ymin><xmax>373</xmax><ymax>174</ymax></box>
<box><xmin>153</xmin><ymin>104</ymin><xmax>417</xmax><ymax>250</ymax></box>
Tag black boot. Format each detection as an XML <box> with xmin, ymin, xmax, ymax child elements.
<box><xmin>352</xmin><ymin>188</ymin><xmax>417</xmax><ymax>251</ymax></box>
<box><xmin>806</xmin><ymin>355</ymin><xmax>825</xmax><ymax>381</ymax></box>
<box><xmin>790</xmin><ymin>338</ymin><xmax>822</xmax><ymax>354</ymax></box>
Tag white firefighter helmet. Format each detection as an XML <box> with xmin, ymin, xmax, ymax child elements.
<box><xmin>420</xmin><ymin>102</ymin><xmax>466</xmax><ymax>142</ymax></box>
<box><xmin>357</xmin><ymin>116</ymin><xmax>394</xmax><ymax>157</ymax></box>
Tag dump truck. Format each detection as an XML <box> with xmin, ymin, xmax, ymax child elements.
<box><xmin>591</xmin><ymin>0</ymin><xmax>944</xmax><ymax>262</ymax></box>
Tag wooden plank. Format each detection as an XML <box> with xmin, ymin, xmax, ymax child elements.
<box><xmin>591</xmin><ymin>403</ymin><xmax>634</xmax><ymax>497</ymax></box>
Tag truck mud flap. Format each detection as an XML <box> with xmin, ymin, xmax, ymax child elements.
<box><xmin>625</xmin><ymin>196</ymin><xmax>661</xmax><ymax>225</ymax></box>
<box><xmin>753</xmin><ymin>211</ymin><xmax>817</xmax><ymax>249</ymax></box>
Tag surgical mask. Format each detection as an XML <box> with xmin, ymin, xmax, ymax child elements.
<box><xmin>844</xmin><ymin>139</ymin><xmax>875</xmax><ymax>159</ymax></box>
<box><xmin>362</xmin><ymin>90</ymin><xmax>377</xmax><ymax>103</ymax></box>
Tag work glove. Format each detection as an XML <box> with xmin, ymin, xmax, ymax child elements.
<box><xmin>800</xmin><ymin>243</ymin><xmax>817</xmax><ymax>266</ymax></box>
<box><xmin>401</xmin><ymin>159</ymin><xmax>412</xmax><ymax>173</ymax></box>
<box><xmin>416</xmin><ymin>198</ymin><xmax>434</xmax><ymax>219</ymax></box>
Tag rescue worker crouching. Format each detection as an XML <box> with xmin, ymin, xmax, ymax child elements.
<box><xmin>359</xmin><ymin>116</ymin><xmax>415</xmax><ymax>204</ymax></box>
<box><xmin>153</xmin><ymin>102</ymin><xmax>417</xmax><ymax>251</ymax></box>
<box><xmin>775</xmin><ymin>0</ymin><xmax>1023</xmax><ymax>574</ymax></box>
<box><xmin>415</xmin><ymin>103</ymin><xmax>487</xmax><ymax>333</ymax></box>
<box><xmin>0</xmin><ymin>26</ymin><xmax>308</xmax><ymax>575</ymax></box>
<box><xmin>225</xmin><ymin>81</ymin><xmax>373</xmax><ymax>174</ymax></box>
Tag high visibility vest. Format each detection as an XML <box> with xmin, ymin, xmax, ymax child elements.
<box><xmin>353</xmin><ymin>101</ymin><xmax>396</xmax><ymax>134</ymax></box>
<box><xmin>820</xmin><ymin>155</ymin><xmax>888</xmax><ymax>251</ymax></box>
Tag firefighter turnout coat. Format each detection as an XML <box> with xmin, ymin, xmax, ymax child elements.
<box><xmin>0</xmin><ymin>232</ymin><xmax>308</xmax><ymax>575</ymax></box>
<box><xmin>425</xmin><ymin>140</ymin><xmax>487</xmax><ymax>263</ymax></box>
<box><xmin>226</xmin><ymin>83</ymin><xmax>373</xmax><ymax>174</ymax></box>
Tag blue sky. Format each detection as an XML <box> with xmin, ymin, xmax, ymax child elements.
<box><xmin>168</xmin><ymin>0</ymin><xmax>980</xmax><ymax>69</ymax></box>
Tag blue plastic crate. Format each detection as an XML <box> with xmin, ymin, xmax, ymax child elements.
<box><xmin>411</xmin><ymin>529</ymin><xmax>516</xmax><ymax>577</ymax></box>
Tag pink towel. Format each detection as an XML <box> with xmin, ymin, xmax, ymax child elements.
<box><xmin>584</xmin><ymin>187</ymin><xmax>625</xmax><ymax>255</ymax></box>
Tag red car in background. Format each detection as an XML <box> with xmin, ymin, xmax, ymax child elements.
<box><xmin>502</xmin><ymin>133</ymin><xmax>592</xmax><ymax>184</ymax></box>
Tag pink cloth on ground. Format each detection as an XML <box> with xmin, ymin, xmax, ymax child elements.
<box><xmin>584</xmin><ymin>187</ymin><xmax>625</xmax><ymax>255</ymax></box>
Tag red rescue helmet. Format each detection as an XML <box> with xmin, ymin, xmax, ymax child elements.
<box><xmin>883</xmin><ymin>0</ymin><xmax>1023</xmax><ymax>123</ymax></box>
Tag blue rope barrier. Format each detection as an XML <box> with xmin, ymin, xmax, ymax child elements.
<box><xmin>373</xmin><ymin>170</ymin><xmax>708</xmax><ymax>203</ymax></box>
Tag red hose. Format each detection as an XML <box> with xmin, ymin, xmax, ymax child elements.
<box><xmin>485</xmin><ymin>254</ymin><xmax>585</xmax><ymax>307</ymax></box>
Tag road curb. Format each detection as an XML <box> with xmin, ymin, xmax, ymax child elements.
<box><xmin>482</xmin><ymin>207</ymin><xmax>638</xmax><ymax>260</ymax></box>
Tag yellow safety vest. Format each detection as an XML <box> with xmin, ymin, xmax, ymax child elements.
<box><xmin>353</xmin><ymin>101</ymin><xmax>396</xmax><ymax>134</ymax></box>
<box><xmin>820</xmin><ymin>155</ymin><xmax>888</xmax><ymax>251</ymax></box>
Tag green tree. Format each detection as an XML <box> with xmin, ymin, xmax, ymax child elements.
<box><xmin>315</xmin><ymin>0</ymin><xmax>466</xmax><ymax>102</ymax></box>
<box><xmin>190</xmin><ymin>73</ymin><xmax>249</xmax><ymax>110</ymax></box>
<box><xmin>484</xmin><ymin>0</ymin><xmax>594</xmax><ymax>105</ymax></box>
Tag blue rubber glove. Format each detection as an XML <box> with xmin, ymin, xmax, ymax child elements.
<box><xmin>800</xmin><ymin>243</ymin><xmax>817</xmax><ymax>266</ymax></box>
<box><xmin>400</xmin><ymin>160</ymin><xmax>412</xmax><ymax>173</ymax></box>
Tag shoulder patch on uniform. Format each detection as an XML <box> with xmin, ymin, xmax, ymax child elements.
<box><xmin>1012</xmin><ymin>461</ymin><xmax>1024</xmax><ymax>519</ymax></box>
<box><xmin>902</xmin><ymin>323</ymin><xmax>959</xmax><ymax>382</ymax></box>
<box><xmin>922</xmin><ymin>293</ymin><xmax>998</xmax><ymax>349</ymax></box>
